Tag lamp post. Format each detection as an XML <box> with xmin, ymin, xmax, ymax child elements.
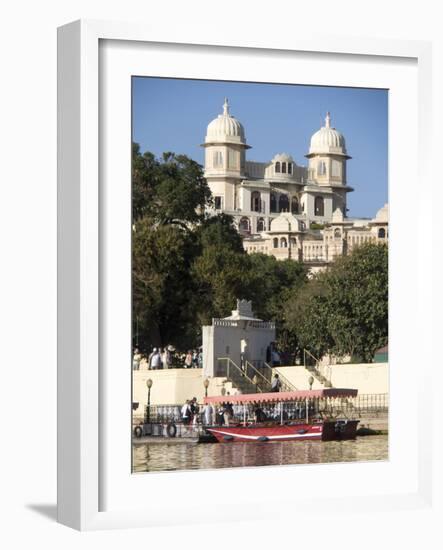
<box><xmin>146</xmin><ymin>378</ymin><xmax>153</xmax><ymax>423</ymax></box>
<box><xmin>203</xmin><ymin>378</ymin><xmax>209</xmax><ymax>398</ymax></box>
<box><xmin>308</xmin><ymin>375</ymin><xmax>314</xmax><ymax>390</ymax></box>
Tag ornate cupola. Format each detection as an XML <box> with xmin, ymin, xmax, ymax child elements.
<box><xmin>308</xmin><ymin>112</ymin><xmax>348</xmax><ymax>156</ymax></box>
<box><xmin>305</xmin><ymin>112</ymin><xmax>351</xmax><ymax>186</ymax></box>
<box><xmin>205</xmin><ymin>98</ymin><xmax>247</xmax><ymax>145</ymax></box>
<box><xmin>303</xmin><ymin>112</ymin><xmax>353</xmax><ymax>219</ymax></box>
<box><xmin>202</xmin><ymin>98</ymin><xmax>250</xmax><ymax>180</ymax></box>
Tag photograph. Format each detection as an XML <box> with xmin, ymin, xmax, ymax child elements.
<box><xmin>130</xmin><ymin>77</ymin><xmax>389</xmax><ymax>473</ymax></box>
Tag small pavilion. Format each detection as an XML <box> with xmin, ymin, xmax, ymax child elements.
<box><xmin>202</xmin><ymin>299</ymin><xmax>276</xmax><ymax>377</ymax></box>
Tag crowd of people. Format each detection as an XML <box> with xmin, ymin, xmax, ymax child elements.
<box><xmin>180</xmin><ymin>395</ymin><xmax>235</xmax><ymax>427</ymax></box>
<box><xmin>133</xmin><ymin>341</ymin><xmax>294</xmax><ymax>371</ymax></box>
<box><xmin>179</xmin><ymin>392</ymin><xmax>298</xmax><ymax>428</ymax></box>
<box><xmin>132</xmin><ymin>347</ymin><xmax>203</xmax><ymax>370</ymax></box>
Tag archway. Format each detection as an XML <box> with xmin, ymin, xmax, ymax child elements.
<box><xmin>279</xmin><ymin>194</ymin><xmax>289</xmax><ymax>213</ymax></box>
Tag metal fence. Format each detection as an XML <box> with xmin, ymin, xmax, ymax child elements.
<box><xmin>141</xmin><ymin>394</ymin><xmax>389</xmax><ymax>426</ymax></box>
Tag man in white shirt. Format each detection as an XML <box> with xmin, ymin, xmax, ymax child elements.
<box><xmin>150</xmin><ymin>348</ymin><xmax>162</xmax><ymax>370</ymax></box>
<box><xmin>203</xmin><ymin>403</ymin><xmax>214</xmax><ymax>426</ymax></box>
<box><xmin>181</xmin><ymin>400</ymin><xmax>191</xmax><ymax>425</ymax></box>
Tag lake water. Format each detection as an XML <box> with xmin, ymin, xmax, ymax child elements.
<box><xmin>132</xmin><ymin>435</ymin><xmax>388</xmax><ymax>473</ymax></box>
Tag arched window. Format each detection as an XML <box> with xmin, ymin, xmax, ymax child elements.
<box><xmin>270</xmin><ymin>193</ymin><xmax>277</xmax><ymax>213</ymax></box>
<box><xmin>281</xmin><ymin>162</ymin><xmax>287</xmax><ymax>174</ymax></box>
<box><xmin>331</xmin><ymin>160</ymin><xmax>341</xmax><ymax>177</ymax></box>
<box><xmin>214</xmin><ymin>196</ymin><xmax>223</xmax><ymax>210</ymax></box>
<box><xmin>314</xmin><ymin>196</ymin><xmax>324</xmax><ymax>216</ymax></box>
<box><xmin>300</xmin><ymin>222</ymin><xmax>306</xmax><ymax>231</ymax></box>
<box><xmin>291</xmin><ymin>197</ymin><xmax>299</xmax><ymax>214</ymax></box>
<box><xmin>275</xmin><ymin>162</ymin><xmax>281</xmax><ymax>173</ymax></box>
<box><xmin>290</xmin><ymin>237</ymin><xmax>297</xmax><ymax>247</ymax></box>
<box><xmin>239</xmin><ymin>217</ymin><xmax>250</xmax><ymax>233</ymax></box>
<box><xmin>257</xmin><ymin>218</ymin><xmax>265</xmax><ymax>232</ymax></box>
<box><xmin>318</xmin><ymin>161</ymin><xmax>327</xmax><ymax>176</ymax></box>
<box><xmin>288</xmin><ymin>162</ymin><xmax>293</xmax><ymax>175</ymax></box>
<box><xmin>228</xmin><ymin>149</ymin><xmax>238</xmax><ymax>169</ymax></box>
<box><xmin>378</xmin><ymin>228</ymin><xmax>386</xmax><ymax>239</ymax></box>
<box><xmin>251</xmin><ymin>191</ymin><xmax>261</xmax><ymax>212</ymax></box>
<box><xmin>273</xmin><ymin>238</ymin><xmax>279</xmax><ymax>248</ymax></box>
<box><xmin>279</xmin><ymin>194</ymin><xmax>289</xmax><ymax>213</ymax></box>
<box><xmin>213</xmin><ymin>150</ymin><xmax>223</xmax><ymax>168</ymax></box>
<box><xmin>334</xmin><ymin>228</ymin><xmax>341</xmax><ymax>239</ymax></box>
<box><xmin>280</xmin><ymin>237</ymin><xmax>288</xmax><ymax>248</ymax></box>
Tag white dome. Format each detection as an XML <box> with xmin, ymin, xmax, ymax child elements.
<box><xmin>205</xmin><ymin>99</ymin><xmax>246</xmax><ymax>144</ymax></box>
<box><xmin>309</xmin><ymin>113</ymin><xmax>347</xmax><ymax>155</ymax></box>
<box><xmin>374</xmin><ymin>203</ymin><xmax>388</xmax><ymax>223</ymax></box>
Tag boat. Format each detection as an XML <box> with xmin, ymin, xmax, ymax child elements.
<box><xmin>203</xmin><ymin>388</ymin><xmax>359</xmax><ymax>443</ymax></box>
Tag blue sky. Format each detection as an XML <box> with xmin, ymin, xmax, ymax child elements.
<box><xmin>132</xmin><ymin>78</ymin><xmax>388</xmax><ymax>219</ymax></box>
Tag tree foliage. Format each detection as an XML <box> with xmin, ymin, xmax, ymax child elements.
<box><xmin>132</xmin><ymin>144</ymin><xmax>387</xmax><ymax>363</ymax></box>
<box><xmin>132</xmin><ymin>144</ymin><xmax>254</xmax><ymax>350</ymax></box>
<box><xmin>284</xmin><ymin>243</ymin><xmax>388</xmax><ymax>362</ymax></box>
<box><xmin>132</xmin><ymin>144</ymin><xmax>211</xmax><ymax>225</ymax></box>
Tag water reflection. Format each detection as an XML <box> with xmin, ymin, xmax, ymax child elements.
<box><xmin>132</xmin><ymin>435</ymin><xmax>388</xmax><ymax>473</ymax></box>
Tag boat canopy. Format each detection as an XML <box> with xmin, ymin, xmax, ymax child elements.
<box><xmin>203</xmin><ymin>388</ymin><xmax>358</xmax><ymax>405</ymax></box>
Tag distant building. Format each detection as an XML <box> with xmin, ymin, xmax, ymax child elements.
<box><xmin>202</xmin><ymin>98</ymin><xmax>388</xmax><ymax>269</ymax></box>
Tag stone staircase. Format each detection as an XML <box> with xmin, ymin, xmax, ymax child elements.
<box><xmin>217</xmin><ymin>358</ymin><xmax>300</xmax><ymax>394</ymax></box>
<box><xmin>306</xmin><ymin>364</ymin><xmax>333</xmax><ymax>388</ymax></box>
<box><xmin>217</xmin><ymin>357</ymin><xmax>271</xmax><ymax>394</ymax></box>
<box><xmin>303</xmin><ymin>349</ymin><xmax>333</xmax><ymax>388</ymax></box>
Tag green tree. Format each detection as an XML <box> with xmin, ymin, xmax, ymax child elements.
<box><xmin>284</xmin><ymin>277</ymin><xmax>333</xmax><ymax>359</ymax></box>
<box><xmin>284</xmin><ymin>243</ymin><xmax>388</xmax><ymax>362</ymax></box>
<box><xmin>194</xmin><ymin>213</ymin><xmax>244</xmax><ymax>254</ymax></box>
<box><xmin>191</xmin><ymin>244</ymin><xmax>252</xmax><ymax>325</ymax></box>
<box><xmin>132</xmin><ymin>144</ymin><xmax>212</xmax><ymax>224</ymax></box>
<box><xmin>132</xmin><ymin>218</ymin><xmax>197</xmax><ymax>350</ymax></box>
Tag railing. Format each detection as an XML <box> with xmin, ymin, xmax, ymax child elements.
<box><xmin>212</xmin><ymin>319</ymin><xmax>276</xmax><ymax>330</ymax></box>
<box><xmin>140</xmin><ymin>394</ymin><xmax>389</xmax><ymax>426</ymax></box>
<box><xmin>217</xmin><ymin>357</ymin><xmax>262</xmax><ymax>394</ymax></box>
<box><xmin>244</xmin><ymin>360</ymin><xmax>272</xmax><ymax>392</ymax></box>
<box><xmin>303</xmin><ymin>349</ymin><xmax>333</xmax><ymax>387</ymax></box>
<box><xmin>251</xmin><ymin>361</ymin><xmax>298</xmax><ymax>392</ymax></box>
<box><xmin>264</xmin><ymin>361</ymin><xmax>298</xmax><ymax>392</ymax></box>
<box><xmin>303</xmin><ymin>348</ymin><xmax>320</xmax><ymax>367</ymax></box>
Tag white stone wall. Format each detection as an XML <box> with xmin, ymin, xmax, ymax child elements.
<box><xmin>131</xmin><ymin>362</ymin><xmax>389</xmax><ymax>416</ymax></box>
<box><xmin>132</xmin><ymin>369</ymin><xmax>237</xmax><ymax>416</ymax></box>
<box><xmin>203</xmin><ymin>321</ymin><xmax>276</xmax><ymax>377</ymax></box>
<box><xmin>276</xmin><ymin>362</ymin><xmax>388</xmax><ymax>395</ymax></box>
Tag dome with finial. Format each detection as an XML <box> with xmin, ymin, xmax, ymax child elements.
<box><xmin>374</xmin><ymin>203</ymin><xmax>388</xmax><ymax>223</ymax></box>
<box><xmin>308</xmin><ymin>112</ymin><xmax>347</xmax><ymax>155</ymax></box>
<box><xmin>205</xmin><ymin>98</ymin><xmax>246</xmax><ymax>145</ymax></box>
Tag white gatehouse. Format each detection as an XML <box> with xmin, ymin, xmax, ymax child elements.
<box><xmin>202</xmin><ymin>299</ymin><xmax>276</xmax><ymax>377</ymax></box>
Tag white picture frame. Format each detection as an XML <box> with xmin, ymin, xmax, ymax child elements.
<box><xmin>58</xmin><ymin>19</ymin><xmax>435</xmax><ymax>531</ymax></box>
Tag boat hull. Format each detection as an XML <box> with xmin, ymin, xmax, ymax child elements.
<box><xmin>207</xmin><ymin>420</ymin><xmax>359</xmax><ymax>443</ymax></box>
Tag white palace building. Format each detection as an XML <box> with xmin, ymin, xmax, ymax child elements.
<box><xmin>202</xmin><ymin>99</ymin><xmax>388</xmax><ymax>270</ymax></box>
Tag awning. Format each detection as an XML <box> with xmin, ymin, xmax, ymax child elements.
<box><xmin>204</xmin><ymin>388</ymin><xmax>358</xmax><ymax>405</ymax></box>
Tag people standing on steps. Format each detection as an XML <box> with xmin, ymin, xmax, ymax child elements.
<box><xmin>271</xmin><ymin>373</ymin><xmax>282</xmax><ymax>392</ymax></box>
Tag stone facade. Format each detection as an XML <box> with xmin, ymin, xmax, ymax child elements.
<box><xmin>202</xmin><ymin>99</ymin><xmax>388</xmax><ymax>267</ymax></box>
